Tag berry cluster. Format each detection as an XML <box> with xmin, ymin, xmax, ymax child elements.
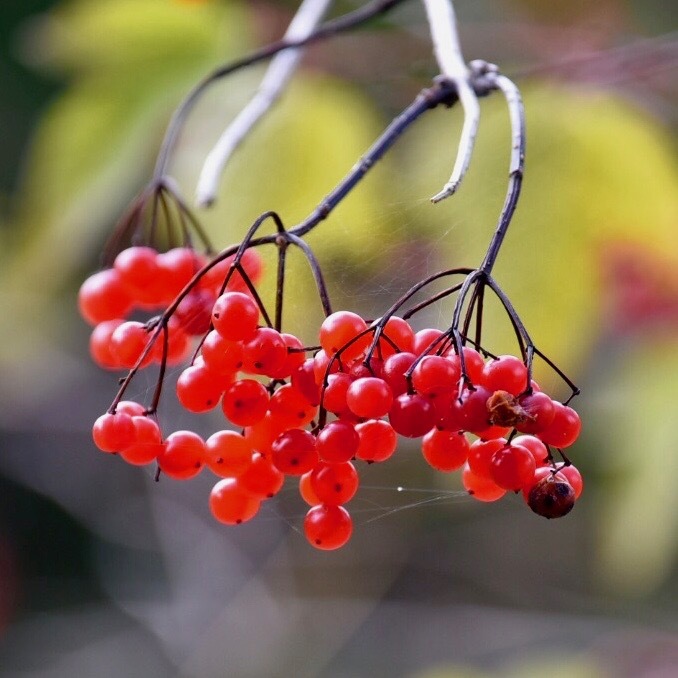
<box><xmin>85</xmin><ymin>257</ymin><xmax>583</xmax><ymax>551</ymax></box>
<box><xmin>79</xmin><ymin>245</ymin><xmax>262</xmax><ymax>369</ymax></box>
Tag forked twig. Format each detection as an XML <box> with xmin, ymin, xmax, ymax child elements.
<box><xmin>196</xmin><ymin>0</ymin><xmax>333</xmax><ymax>208</ymax></box>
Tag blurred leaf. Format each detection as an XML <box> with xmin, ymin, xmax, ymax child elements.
<box><xmin>411</xmin><ymin>656</ymin><xmax>603</xmax><ymax>678</ymax></box>
<box><xmin>505</xmin><ymin>656</ymin><xmax>603</xmax><ymax>678</ymax></box>
<box><xmin>0</xmin><ymin>0</ymin><xmax>249</xmax><ymax>375</ymax></box>
<box><xmin>412</xmin><ymin>666</ymin><xmax>489</xmax><ymax>678</ymax></box>
<box><xmin>21</xmin><ymin>0</ymin><xmax>240</xmax><ymax>77</ymax></box>
<box><xmin>589</xmin><ymin>338</ymin><xmax>678</xmax><ymax>596</ymax></box>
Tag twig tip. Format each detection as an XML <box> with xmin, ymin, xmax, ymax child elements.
<box><xmin>430</xmin><ymin>184</ymin><xmax>457</xmax><ymax>203</ymax></box>
<box><xmin>196</xmin><ymin>193</ymin><xmax>216</xmax><ymax>210</ymax></box>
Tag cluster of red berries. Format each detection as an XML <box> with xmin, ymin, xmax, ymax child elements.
<box><xmin>78</xmin><ymin>245</ymin><xmax>262</xmax><ymax>369</ymax></box>
<box><xmin>84</xmin><ymin>249</ymin><xmax>582</xmax><ymax>551</ymax></box>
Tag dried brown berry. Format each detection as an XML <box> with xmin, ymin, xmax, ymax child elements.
<box><xmin>487</xmin><ymin>390</ymin><xmax>532</xmax><ymax>427</ymax></box>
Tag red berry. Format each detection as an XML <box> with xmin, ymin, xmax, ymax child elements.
<box><xmin>268</xmin><ymin>384</ymin><xmax>317</xmax><ymax>428</ymax></box>
<box><xmin>199</xmin><ymin>252</ymin><xmax>235</xmax><ymax>293</ymax></box>
<box><xmin>382</xmin><ymin>352</ymin><xmax>417</xmax><ymax>396</ymax></box>
<box><xmin>316</xmin><ymin>420</ymin><xmax>359</xmax><ymax>464</ymax></box>
<box><xmin>348</xmin><ymin>359</ymin><xmax>382</xmax><ymax>380</ymax></box>
<box><xmin>322</xmin><ymin>372</ymin><xmax>353</xmax><ymax>413</ymax></box>
<box><xmin>156</xmin><ymin>247</ymin><xmax>203</xmax><ymax>300</ymax></box>
<box><xmin>158</xmin><ymin>430</ymin><xmax>205</xmax><ymax>480</ymax></box>
<box><xmin>267</xmin><ymin>333</ymin><xmax>306</xmax><ymax>379</ymax></box>
<box><xmin>461</xmin><ymin>463</ymin><xmax>506</xmax><ymax>502</ymax></box>
<box><xmin>120</xmin><ymin>416</ymin><xmax>163</xmax><ymax>466</ymax></box>
<box><xmin>209</xmin><ymin>478</ymin><xmax>260</xmax><ymax>525</ymax></box>
<box><xmin>176</xmin><ymin>364</ymin><xmax>224</xmax><ymax>413</ymax></box>
<box><xmin>114</xmin><ymin>246</ymin><xmax>159</xmax><ymax>293</ymax></box>
<box><xmin>89</xmin><ymin>319</ymin><xmax>124</xmax><ymax>369</ymax></box>
<box><xmin>512</xmin><ymin>435</ymin><xmax>550</xmax><ymax>467</ymax></box>
<box><xmin>212</xmin><ymin>291</ymin><xmax>259</xmax><ymax>342</ymax></box>
<box><xmin>116</xmin><ymin>401</ymin><xmax>146</xmax><ymax>417</ymax></box>
<box><xmin>174</xmin><ymin>289</ymin><xmax>216</xmax><ymax>336</ymax></box>
<box><xmin>454</xmin><ymin>385</ymin><xmax>493</xmax><ymax>434</ymax></box>
<box><xmin>489</xmin><ymin>443</ymin><xmax>536</xmax><ymax>491</ymax></box>
<box><xmin>481</xmin><ymin>355</ymin><xmax>529</xmax><ymax>395</ymax></box>
<box><xmin>304</xmin><ymin>504</ymin><xmax>353</xmax><ymax>550</ymax></box>
<box><xmin>319</xmin><ymin>311</ymin><xmax>369</xmax><ymax>360</ymax></box>
<box><xmin>244</xmin><ymin>414</ymin><xmax>285</xmax><ymax>455</ymax></box>
<box><xmin>202</xmin><ymin>248</ymin><xmax>264</xmax><ymax>294</ymax></box>
<box><xmin>222</xmin><ymin>379</ymin><xmax>270</xmax><ymax>427</ymax></box>
<box><xmin>467</xmin><ymin>438</ymin><xmax>508</xmax><ymax>479</ymax></box>
<box><xmin>421</xmin><ymin>429</ymin><xmax>469</xmax><ymax>472</ymax></box>
<box><xmin>310</xmin><ymin>461</ymin><xmax>359</xmax><ymax>505</ymax></box>
<box><xmin>291</xmin><ymin>359</ymin><xmax>322</xmax><ymax>407</ymax></box>
<box><xmin>516</xmin><ymin>392</ymin><xmax>556</xmax><ymax>434</ymax></box>
<box><xmin>200</xmin><ymin>330</ymin><xmax>244</xmax><ymax>375</ymax></box>
<box><xmin>92</xmin><ymin>412</ymin><xmax>136</xmax><ymax>452</ymax></box>
<box><xmin>446</xmin><ymin>346</ymin><xmax>485</xmax><ymax>384</ymax></box>
<box><xmin>355</xmin><ymin>419</ymin><xmax>398</xmax><ymax>462</ymax></box>
<box><xmin>271</xmin><ymin>429</ymin><xmax>318</xmax><ymax>475</ymax></box>
<box><xmin>346</xmin><ymin>377</ymin><xmax>393</xmax><ymax>419</ymax></box>
<box><xmin>413</xmin><ymin>328</ymin><xmax>445</xmax><ymax>356</ymax></box>
<box><xmin>165</xmin><ymin>323</ymin><xmax>191</xmax><ymax>366</ymax></box>
<box><xmin>299</xmin><ymin>471</ymin><xmax>321</xmax><ymax>506</ymax></box>
<box><xmin>242</xmin><ymin>327</ymin><xmax>287</xmax><ymax>376</ymax></box>
<box><xmin>389</xmin><ymin>393</ymin><xmax>437</xmax><ymax>438</ymax></box>
<box><xmin>473</xmin><ymin>422</ymin><xmax>512</xmax><ymax>441</ymax></box>
<box><xmin>204</xmin><ymin>430</ymin><xmax>253</xmax><ymax>477</ymax></box>
<box><xmin>428</xmin><ymin>391</ymin><xmax>464</xmax><ymax>431</ymax></box>
<box><xmin>411</xmin><ymin>355</ymin><xmax>459</xmax><ymax>395</ymax></box>
<box><xmin>238</xmin><ymin>452</ymin><xmax>284</xmax><ymax>498</ymax></box>
<box><xmin>110</xmin><ymin>321</ymin><xmax>153</xmax><ymax>368</ymax></box>
<box><xmin>78</xmin><ymin>269</ymin><xmax>133</xmax><ymax>325</ymax></box>
<box><xmin>375</xmin><ymin>316</ymin><xmax>415</xmax><ymax>356</ymax></box>
<box><xmin>537</xmin><ymin>402</ymin><xmax>581</xmax><ymax>448</ymax></box>
<box><xmin>313</xmin><ymin>349</ymin><xmax>340</xmax><ymax>383</ymax></box>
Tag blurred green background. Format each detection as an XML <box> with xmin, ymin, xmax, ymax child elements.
<box><xmin>0</xmin><ymin>0</ymin><xmax>676</xmax><ymax>676</ymax></box>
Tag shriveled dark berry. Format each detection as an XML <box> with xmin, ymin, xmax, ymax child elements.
<box><xmin>527</xmin><ymin>474</ymin><xmax>575</xmax><ymax>519</ymax></box>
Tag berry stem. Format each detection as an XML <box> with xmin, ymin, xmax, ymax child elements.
<box><xmin>473</xmin><ymin>283</ymin><xmax>485</xmax><ymax>349</ymax></box>
<box><xmin>478</xmin><ymin>76</ymin><xmax>525</xmax><ymax>276</ymax></box>
<box><xmin>275</xmin><ymin>238</ymin><xmax>288</xmax><ymax>333</ymax></box>
<box><xmin>401</xmin><ymin>282</ymin><xmax>464</xmax><ymax>320</ymax></box>
<box><xmin>285</xmin><ymin>233</ymin><xmax>333</xmax><ymax>317</ymax></box>
<box><xmin>147</xmin><ymin>322</ymin><xmax>170</xmax><ymax>415</ymax></box>
<box><xmin>101</xmin><ymin>187</ymin><xmax>151</xmax><ymax>267</ymax></box>
<box><xmin>163</xmin><ymin>178</ymin><xmax>214</xmax><ymax>252</ymax></box>
<box><xmin>534</xmin><ymin>346</ymin><xmax>581</xmax><ymax>401</ymax></box>
<box><xmin>102</xmin><ymin>179</ymin><xmax>216</xmax><ymax>266</ymax></box>
<box><xmin>448</xmin><ymin>268</ymin><xmax>484</xmax><ymax>385</ymax></box>
<box><xmin>484</xmin><ymin>275</ymin><xmax>530</xmax><ymax>362</ymax></box>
